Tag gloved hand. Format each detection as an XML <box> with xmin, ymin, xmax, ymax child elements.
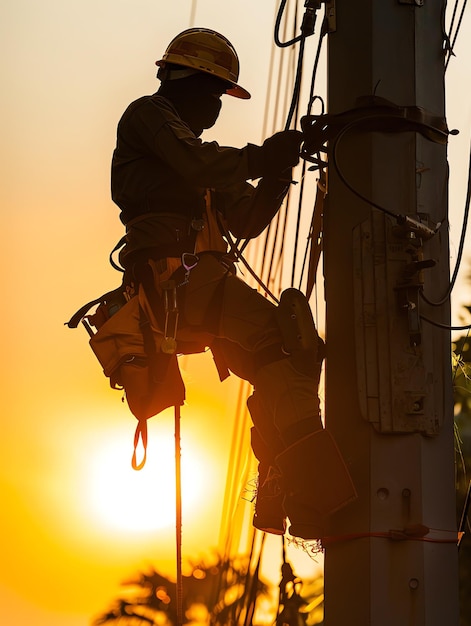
<box><xmin>246</xmin><ymin>130</ymin><xmax>303</xmax><ymax>179</ymax></box>
<box><xmin>260</xmin><ymin>130</ymin><xmax>303</xmax><ymax>174</ymax></box>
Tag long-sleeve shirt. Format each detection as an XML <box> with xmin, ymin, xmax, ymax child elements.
<box><xmin>111</xmin><ymin>93</ymin><xmax>290</xmax><ymax>260</ymax></box>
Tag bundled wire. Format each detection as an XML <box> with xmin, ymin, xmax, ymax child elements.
<box><xmin>241</xmin><ymin>0</ymin><xmax>328</xmax><ymax>296</ymax></box>
<box><xmin>445</xmin><ymin>0</ymin><xmax>469</xmax><ymax>70</ymax></box>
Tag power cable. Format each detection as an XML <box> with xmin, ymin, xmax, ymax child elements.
<box><xmin>262</xmin><ymin>1</ymin><xmax>327</xmax><ymax>292</ymax></box>
<box><xmin>420</xmin><ymin>315</ymin><xmax>471</xmax><ymax>331</ymax></box>
<box><xmin>330</xmin><ymin>116</ymin><xmax>455</xmax><ymax>244</ymax></box>
<box><xmin>218</xmin><ymin>4</ymin><xmax>329</xmax><ymax>599</ymax></box>
<box><xmin>292</xmin><ymin>22</ymin><xmax>328</xmax><ymax>288</ymax></box>
<box><xmin>244</xmin><ymin>3</ymin><xmax>328</xmax><ymax>290</ymax></box>
<box><xmin>284</xmin><ymin>36</ymin><xmax>306</xmax><ymax>131</ymax></box>
<box><xmin>445</xmin><ymin>0</ymin><xmax>469</xmax><ymax>70</ymax></box>
<box><xmin>255</xmin><ymin>8</ymin><xmax>300</xmax><ymax>289</ymax></box>
<box><xmin>321</xmin><ymin>93</ymin><xmax>470</xmax><ymax>312</ymax></box>
<box><xmin>420</xmin><ymin>138</ymin><xmax>471</xmax><ymax>306</ymax></box>
<box><xmin>237</xmin><ymin>1</ymin><xmax>301</xmax><ymax>277</ymax></box>
<box><xmin>274</xmin><ymin>0</ymin><xmax>304</xmax><ymax>47</ymax></box>
<box><xmin>331</xmin><ymin>120</ymin><xmax>411</xmax><ymax>220</ymax></box>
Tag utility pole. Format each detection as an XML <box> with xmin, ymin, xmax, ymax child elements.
<box><xmin>320</xmin><ymin>1</ymin><xmax>460</xmax><ymax>624</ymax></box>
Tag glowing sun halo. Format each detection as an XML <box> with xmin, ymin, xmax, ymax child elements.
<box><xmin>86</xmin><ymin>431</ymin><xmax>205</xmax><ymax>533</ymax></box>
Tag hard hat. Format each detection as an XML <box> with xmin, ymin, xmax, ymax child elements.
<box><xmin>156</xmin><ymin>28</ymin><xmax>251</xmax><ymax>99</ymax></box>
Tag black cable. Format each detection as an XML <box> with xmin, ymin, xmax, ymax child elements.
<box><xmin>282</xmin><ymin>12</ymin><xmax>328</xmax><ymax>285</ymax></box>
<box><xmin>295</xmin><ymin>23</ymin><xmax>328</xmax><ymax>289</ymax></box>
<box><xmin>221</xmin><ymin>220</ymin><xmax>280</xmax><ymax>304</ymax></box>
<box><xmin>285</xmin><ymin>36</ymin><xmax>306</xmax><ymax>130</ymax></box>
<box><xmin>420</xmin><ymin>139</ymin><xmax>471</xmax><ymax>307</ymax></box>
<box><xmin>278</xmin><ymin>0</ymin><xmax>324</xmax><ymax>130</ymax></box>
<box><xmin>240</xmin><ymin>2</ymin><xmax>326</xmax><ymax>292</ymax></box>
<box><xmin>331</xmin><ymin>116</ymin><xmax>451</xmax><ymax>224</ymax></box>
<box><xmin>446</xmin><ymin>0</ymin><xmax>461</xmax><ymax>52</ymax></box>
<box><xmin>445</xmin><ymin>0</ymin><xmax>469</xmax><ymax>71</ymax></box>
<box><xmin>330</xmin><ymin>107</ymin><xmax>469</xmax><ymax>310</ymax></box>
<box><xmin>331</xmin><ymin>120</ymin><xmax>401</xmax><ymax>219</ymax></box>
<box><xmin>332</xmin><ymin>118</ymin><xmax>471</xmax><ymax>315</ymax></box>
<box><xmin>420</xmin><ymin>315</ymin><xmax>471</xmax><ymax>331</ymax></box>
<box><xmin>274</xmin><ymin>0</ymin><xmax>304</xmax><ymax>48</ymax></box>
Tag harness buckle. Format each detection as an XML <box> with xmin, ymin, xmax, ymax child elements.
<box><xmin>178</xmin><ymin>252</ymin><xmax>200</xmax><ymax>287</ymax></box>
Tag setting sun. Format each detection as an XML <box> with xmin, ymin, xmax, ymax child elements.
<box><xmin>85</xmin><ymin>428</ymin><xmax>207</xmax><ymax>534</ymax></box>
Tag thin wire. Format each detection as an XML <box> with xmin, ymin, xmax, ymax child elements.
<box><xmin>445</xmin><ymin>0</ymin><xmax>469</xmax><ymax>70</ymax></box>
<box><xmin>421</xmin><ymin>138</ymin><xmax>471</xmax><ymax>306</ymax></box>
<box><xmin>189</xmin><ymin>0</ymin><xmax>197</xmax><ymax>27</ymax></box>
<box><xmin>239</xmin><ymin>0</ymin><xmax>301</xmax><ymax>289</ymax></box>
<box><xmin>332</xmin><ymin>121</ymin><xmax>403</xmax><ymax>219</ymax></box>
<box><xmin>293</xmin><ymin>21</ymin><xmax>328</xmax><ymax>288</ymax></box>
<box><xmin>420</xmin><ymin>315</ymin><xmax>471</xmax><ymax>331</ymax></box>
<box><xmin>261</xmin><ymin>11</ymin><xmax>278</xmax><ymax>139</ymax></box>
<box><xmin>446</xmin><ymin>0</ymin><xmax>461</xmax><ymax>52</ymax></box>
<box><xmin>174</xmin><ymin>405</ymin><xmax>183</xmax><ymax>626</ymax></box>
<box><xmin>332</xmin><ymin>115</ymin><xmax>470</xmax><ymax>310</ymax></box>
<box><xmin>458</xmin><ymin>480</ymin><xmax>471</xmax><ymax>551</ymax></box>
<box><xmin>452</xmin><ymin>328</ymin><xmax>470</xmax><ymax>381</ymax></box>
<box><xmin>218</xmin><ymin>381</ymin><xmax>253</xmax><ymax>554</ymax></box>
<box><xmin>322</xmin><ymin>529</ymin><xmax>461</xmax><ymax>545</ymax></box>
<box><xmin>284</xmin><ymin>36</ymin><xmax>306</xmax><ymax>131</ymax></box>
<box><xmin>331</xmin><ymin>116</ymin><xmax>451</xmax><ymax>223</ymax></box>
<box><xmin>453</xmin><ymin>327</ymin><xmax>470</xmax><ymax>520</ymax></box>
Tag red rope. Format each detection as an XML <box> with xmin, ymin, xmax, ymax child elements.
<box><xmin>321</xmin><ymin>525</ymin><xmax>463</xmax><ymax>547</ymax></box>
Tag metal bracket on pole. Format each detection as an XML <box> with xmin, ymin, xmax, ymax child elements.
<box><xmin>300</xmin><ymin>95</ymin><xmax>450</xmax><ymax>162</ymax></box>
<box><xmin>398</xmin><ymin>0</ymin><xmax>424</xmax><ymax>6</ymax></box>
<box><xmin>352</xmin><ymin>214</ymin><xmax>442</xmax><ymax>435</ymax></box>
<box><xmin>394</xmin><ymin>235</ymin><xmax>436</xmax><ymax>348</ymax></box>
<box><xmin>324</xmin><ymin>0</ymin><xmax>337</xmax><ymax>33</ymax></box>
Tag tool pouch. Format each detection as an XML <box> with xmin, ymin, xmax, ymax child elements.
<box><xmin>90</xmin><ymin>294</ymin><xmax>183</xmax><ymax>409</ymax></box>
<box><xmin>88</xmin><ymin>291</ymin><xmax>185</xmax><ymax>469</ymax></box>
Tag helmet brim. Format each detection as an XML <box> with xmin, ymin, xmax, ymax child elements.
<box><xmin>226</xmin><ymin>83</ymin><xmax>251</xmax><ymax>100</ymax></box>
<box><xmin>156</xmin><ymin>58</ymin><xmax>251</xmax><ymax>99</ymax></box>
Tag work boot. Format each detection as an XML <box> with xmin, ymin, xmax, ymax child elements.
<box><xmin>253</xmin><ymin>462</ymin><xmax>286</xmax><ymax>535</ymax></box>
<box><xmin>276</xmin><ymin>429</ymin><xmax>357</xmax><ymax>540</ymax></box>
<box><xmin>250</xmin><ymin>427</ymin><xmax>286</xmax><ymax>535</ymax></box>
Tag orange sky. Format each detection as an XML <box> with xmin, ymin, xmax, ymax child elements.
<box><xmin>1</xmin><ymin>1</ymin><xmax>470</xmax><ymax>625</ymax></box>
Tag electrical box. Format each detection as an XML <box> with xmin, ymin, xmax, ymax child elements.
<box><xmin>352</xmin><ymin>207</ymin><xmax>445</xmax><ymax>435</ymax></box>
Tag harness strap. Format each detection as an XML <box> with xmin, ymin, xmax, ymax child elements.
<box><xmin>65</xmin><ymin>285</ymin><xmax>126</xmax><ymax>329</ymax></box>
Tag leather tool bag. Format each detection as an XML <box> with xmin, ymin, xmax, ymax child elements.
<box><xmin>68</xmin><ymin>283</ymin><xmax>185</xmax><ymax>470</ymax></box>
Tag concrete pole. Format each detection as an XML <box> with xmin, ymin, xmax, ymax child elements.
<box><xmin>322</xmin><ymin>1</ymin><xmax>460</xmax><ymax>624</ymax></box>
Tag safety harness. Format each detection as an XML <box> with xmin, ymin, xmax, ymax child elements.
<box><xmin>66</xmin><ymin>189</ymin><xmax>234</xmax><ymax>468</ymax></box>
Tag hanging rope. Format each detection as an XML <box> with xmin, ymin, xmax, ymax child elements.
<box><xmin>174</xmin><ymin>404</ymin><xmax>183</xmax><ymax>626</ymax></box>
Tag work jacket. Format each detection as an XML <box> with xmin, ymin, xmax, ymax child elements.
<box><xmin>111</xmin><ymin>93</ymin><xmax>291</xmax><ymax>265</ymax></box>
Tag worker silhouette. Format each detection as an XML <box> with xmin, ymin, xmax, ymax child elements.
<box><xmin>111</xmin><ymin>28</ymin><xmax>356</xmax><ymax>541</ymax></box>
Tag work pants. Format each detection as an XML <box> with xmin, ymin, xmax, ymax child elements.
<box><xmin>176</xmin><ymin>253</ymin><xmax>324</xmax><ymax>446</ymax></box>
<box><xmin>147</xmin><ymin>252</ymin><xmax>356</xmax><ymax>539</ymax></box>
